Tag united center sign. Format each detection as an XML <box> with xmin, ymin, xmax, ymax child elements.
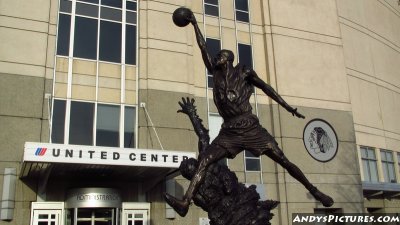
<box><xmin>24</xmin><ymin>142</ymin><xmax>196</xmax><ymax>168</ymax></box>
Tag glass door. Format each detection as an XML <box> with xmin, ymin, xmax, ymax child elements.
<box><xmin>69</xmin><ymin>208</ymin><xmax>117</xmax><ymax>225</ymax></box>
<box><xmin>123</xmin><ymin>210</ymin><xmax>147</xmax><ymax>225</ymax></box>
<box><xmin>32</xmin><ymin>210</ymin><xmax>62</xmax><ymax>225</ymax></box>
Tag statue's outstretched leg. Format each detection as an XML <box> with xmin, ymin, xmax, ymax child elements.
<box><xmin>263</xmin><ymin>143</ymin><xmax>334</xmax><ymax>207</ymax></box>
<box><xmin>164</xmin><ymin>144</ymin><xmax>227</xmax><ymax>216</ymax></box>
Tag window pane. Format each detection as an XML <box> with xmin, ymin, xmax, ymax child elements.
<box><xmin>206</xmin><ymin>38</ymin><xmax>221</xmax><ymax>60</ymax></box>
<box><xmin>369</xmin><ymin>161</ymin><xmax>378</xmax><ymax>182</ymax></box>
<box><xmin>125</xmin><ymin>25</ymin><xmax>136</xmax><ymax>65</ymax></box>
<box><xmin>60</xmin><ymin>0</ymin><xmax>72</xmax><ymax>13</ymax></box>
<box><xmin>79</xmin><ymin>0</ymin><xmax>99</xmax><ymax>4</ymax></box>
<box><xmin>39</xmin><ymin>214</ymin><xmax>48</xmax><ymax>219</ymax></box>
<box><xmin>76</xmin><ymin>2</ymin><xmax>98</xmax><ymax>17</ymax></box>
<box><xmin>387</xmin><ymin>152</ymin><xmax>393</xmax><ymax>161</ymax></box>
<box><xmin>236</xmin><ymin>11</ymin><xmax>249</xmax><ymax>22</ymax></box>
<box><xmin>207</xmin><ymin>75</ymin><xmax>214</xmax><ymax>88</ymax></box>
<box><xmin>205</xmin><ymin>0</ymin><xmax>218</xmax><ymax>5</ymax></box>
<box><xmin>69</xmin><ymin>101</ymin><xmax>94</xmax><ymax>145</ymax></box>
<box><xmin>99</xmin><ymin>21</ymin><xmax>121</xmax><ymax>63</ymax></box>
<box><xmin>235</xmin><ymin>0</ymin><xmax>249</xmax><ymax>11</ymax></box>
<box><xmin>134</xmin><ymin>214</ymin><xmax>143</xmax><ymax>218</ymax></box>
<box><xmin>126</xmin><ymin>1</ymin><xmax>137</xmax><ymax>11</ymax></box>
<box><xmin>246</xmin><ymin>158</ymin><xmax>260</xmax><ymax>171</ymax></box>
<box><xmin>73</xmin><ymin>17</ymin><xmax>98</xmax><ymax>60</ymax></box>
<box><xmin>124</xmin><ymin>106</ymin><xmax>136</xmax><ymax>148</ymax></box>
<box><xmin>96</xmin><ymin>104</ymin><xmax>120</xmax><ymax>147</ymax></box>
<box><xmin>238</xmin><ymin>43</ymin><xmax>252</xmax><ymax>68</ymax></box>
<box><xmin>381</xmin><ymin>151</ymin><xmax>387</xmax><ymax>161</ymax></box>
<box><xmin>51</xmin><ymin>100</ymin><xmax>66</xmax><ymax>143</ymax></box>
<box><xmin>101</xmin><ymin>0</ymin><xmax>122</xmax><ymax>8</ymax></box>
<box><xmin>362</xmin><ymin>160</ymin><xmax>370</xmax><ymax>181</ymax></box>
<box><xmin>205</xmin><ymin>5</ymin><xmax>219</xmax><ymax>17</ymax></box>
<box><xmin>126</xmin><ymin>11</ymin><xmax>137</xmax><ymax>24</ymax></box>
<box><xmin>245</xmin><ymin>150</ymin><xmax>256</xmax><ymax>157</ymax></box>
<box><xmin>101</xmin><ymin>7</ymin><xmax>122</xmax><ymax>21</ymax></box>
<box><xmin>367</xmin><ymin>149</ymin><xmax>375</xmax><ymax>159</ymax></box>
<box><xmin>57</xmin><ymin>14</ymin><xmax>71</xmax><ymax>56</ymax></box>
<box><xmin>388</xmin><ymin>164</ymin><xmax>396</xmax><ymax>182</ymax></box>
<box><xmin>206</xmin><ymin>38</ymin><xmax>220</xmax><ymax>75</ymax></box>
<box><xmin>360</xmin><ymin>148</ymin><xmax>367</xmax><ymax>158</ymax></box>
<box><xmin>382</xmin><ymin>163</ymin><xmax>389</xmax><ymax>182</ymax></box>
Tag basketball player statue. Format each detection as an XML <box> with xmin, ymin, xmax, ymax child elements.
<box><xmin>165</xmin><ymin>7</ymin><xmax>334</xmax><ymax>217</ymax></box>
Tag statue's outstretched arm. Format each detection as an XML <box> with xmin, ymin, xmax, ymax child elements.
<box><xmin>178</xmin><ymin>97</ymin><xmax>210</xmax><ymax>155</ymax></box>
<box><xmin>187</xmin><ymin>13</ymin><xmax>214</xmax><ymax>73</ymax></box>
<box><xmin>247</xmin><ymin>69</ymin><xmax>305</xmax><ymax>119</ymax></box>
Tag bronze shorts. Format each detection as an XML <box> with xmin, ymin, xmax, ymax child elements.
<box><xmin>210</xmin><ymin>114</ymin><xmax>278</xmax><ymax>158</ymax></box>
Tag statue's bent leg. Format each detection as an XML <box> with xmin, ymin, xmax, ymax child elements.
<box><xmin>263</xmin><ymin>143</ymin><xmax>334</xmax><ymax>207</ymax></box>
<box><xmin>164</xmin><ymin>144</ymin><xmax>228</xmax><ymax>216</ymax></box>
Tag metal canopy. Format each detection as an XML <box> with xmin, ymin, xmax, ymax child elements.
<box><xmin>362</xmin><ymin>182</ymin><xmax>400</xmax><ymax>200</ymax></box>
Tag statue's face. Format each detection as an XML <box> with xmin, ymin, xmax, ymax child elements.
<box><xmin>215</xmin><ymin>51</ymin><xmax>230</xmax><ymax>67</ymax></box>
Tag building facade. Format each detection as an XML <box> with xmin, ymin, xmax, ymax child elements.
<box><xmin>0</xmin><ymin>0</ymin><xmax>399</xmax><ymax>225</ymax></box>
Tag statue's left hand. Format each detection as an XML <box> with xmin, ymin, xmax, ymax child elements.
<box><xmin>178</xmin><ymin>97</ymin><xmax>197</xmax><ymax>115</ymax></box>
<box><xmin>291</xmin><ymin>108</ymin><xmax>305</xmax><ymax>119</ymax></box>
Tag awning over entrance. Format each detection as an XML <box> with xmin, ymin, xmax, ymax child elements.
<box><xmin>363</xmin><ymin>182</ymin><xmax>400</xmax><ymax>199</ymax></box>
<box><xmin>21</xmin><ymin>142</ymin><xmax>196</xmax><ymax>181</ymax></box>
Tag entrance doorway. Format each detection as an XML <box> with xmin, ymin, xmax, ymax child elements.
<box><xmin>32</xmin><ymin>209</ymin><xmax>62</xmax><ymax>225</ymax></box>
<box><xmin>65</xmin><ymin>208</ymin><xmax>119</xmax><ymax>225</ymax></box>
<box><xmin>123</xmin><ymin>210</ymin><xmax>147</xmax><ymax>225</ymax></box>
<box><xmin>76</xmin><ymin>208</ymin><xmax>116</xmax><ymax>225</ymax></box>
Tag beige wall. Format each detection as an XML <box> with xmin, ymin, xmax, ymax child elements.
<box><xmin>337</xmin><ymin>0</ymin><xmax>400</xmax><ymax>184</ymax></box>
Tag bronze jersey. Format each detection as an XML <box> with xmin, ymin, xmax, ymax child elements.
<box><xmin>213</xmin><ymin>64</ymin><xmax>254</xmax><ymax>120</ymax></box>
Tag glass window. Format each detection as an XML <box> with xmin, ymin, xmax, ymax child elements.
<box><xmin>60</xmin><ymin>0</ymin><xmax>72</xmax><ymax>13</ymax></box>
<box><xmin>73</xmin><ymin>16</ymin><xmax>98</xmax><ymax>60</ymax></box>
<box><xmin>360</xmin><ymin>146</ymin><xmax>379</xmax><ymax>182</ymax></box>
<box><xmin>381</xmin><ymin>150</ymin><xmax>396</xmax><ymax>183</ymax></box>
<box><xmin>57</xmin><ymin>14</ymin><xmax>71</xmax><ymax>56</ymax></box>
<box><xmin>206</xmin><ymin>38</ymin><xmax>220</xmax><ymax>88</ymax></box>
<box><xmin>51</xmin><ymin>99</ymin><xmax>66</xmax><ymax>143</ymax></box>
<box><xmin>101</xmin><ymin>7</ymin><xmax>122</xmax><ymax>21</ymax></box>
<box><xmin>56</xmin><ymin>0</ymin><xmax>137</xmax><ymax>64</ymax></box>
<box><xmin>124</xmin><ymin>106</ymin><xmax>136</xmax><ymax>148</ymax></box>
<box><xmin>204</xmin><ymin>0</ymin><xmax>219</xmax><ymax>17</ymax></box>
<box><xmin>101</xmin><ymin>0</ymin><xmax>122</xmax><ymax>8</ymax></box>
<box><xmin>69</xmin><ymin>101</ymin><xmax>95</xmax><ymax>145</ymax></box>
<box><xmin>126</xmin><ymin>1</ymin><xmax>137</xmax><ymax>11</ymax></box>
<box><xmin>125</xmin><ymin>25</ymin><xmax>137</xmax><ymax>65</ymax></box>
<box><xmin>96</xmin><ymin>104</ymin><xmax>120</xmax><ymax>147</ymax></box>
<box><xmin>235</xmin><ymin>0</ymin><xmax>249</xmax><ymax>23</ymax></box>
<box><xmin>79</xmin><ymin>0</ymin><xmax>99</xmax><ymax>4</ymax></box>
<box><xmin>238</xmin><ymin>43</ymin><xmax>252</xmax><ymax>68</ymax></box>
<box><xmin>99</xmin><ymin>21</ymin><xmax>122</xmax><ymax>63</ymax></box>
<box><xmin>126</xmin><ymin>11</ymin><xmax>137</xmax><ymax>24</ymax></box>
<box><xmin>235</xmin><ymin>0</ymin><xmax>249</xmax><ymax>11</ymax></box>
<box><xmin>245</xmin><ymin>150</ymin><xmax>260</xmax><ymax>171</ymax></box>
<box><xmin>76</xmin><ymin>2</ymin><xmax>99</xmax><ymax>17</ymax></box>
<box><xmin>236</xmin><ymin>11</ymin><xmax>249</xmax><ymax>23</ymax></box>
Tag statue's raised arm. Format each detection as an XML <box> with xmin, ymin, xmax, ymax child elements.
<box><xmin>187</xmin><ymin>12</ymin><xmax>214</xmax><ymax>73</ymax></box>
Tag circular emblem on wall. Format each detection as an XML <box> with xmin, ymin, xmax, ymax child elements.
<box><xmin>303</xmin><ymin>119</ymin><xmax>338</xmax><ymax>162</ymax></box>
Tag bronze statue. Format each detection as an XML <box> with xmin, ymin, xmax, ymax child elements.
<box><xmin>165</xmin><ymin>7</ymin><xmax>334</xmax><ymax>217</ymax></box>
<box><xmin>176</xmin><ymin>97</ymin><xmax>279</xmax><ymax>225</ymax></box>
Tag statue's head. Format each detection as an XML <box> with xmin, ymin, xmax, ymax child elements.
<box><xmin>215</xmin><ymin>49</ymin><xmax>234</xmax><ymax>67</ymax></box>
<box><xmin>179</xmin><ymin>158</ymin><xmax>199</xmax><ymax>180</ymax></box>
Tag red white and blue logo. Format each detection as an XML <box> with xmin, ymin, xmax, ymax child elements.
<box><xmin>35</xmin><ymin>148</ymin><xmax>47</xmax><ymax>156</ymax></box>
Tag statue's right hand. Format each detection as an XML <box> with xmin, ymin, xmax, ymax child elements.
<box><xmin>178</xmin><ymin>97</ymin><xmax>196</xmax><ymax>115</ymax></box>
<box><xmin>187</xmin><ymin>12</ymin><xmax>197</xmax><ymax>25</ymax></box>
